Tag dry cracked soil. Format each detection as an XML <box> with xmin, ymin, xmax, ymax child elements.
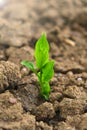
<box><xmin>0</xmin><ymin>0</ymin><xmax>87</xmax><ymax>130</ymax></box>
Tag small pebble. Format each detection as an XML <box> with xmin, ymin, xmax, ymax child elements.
<box><xmin>9</xmin><ymin>97</ymin><xmax>17</xmax><ymax>104</ymax></box>
<box><xmin>77</xmin><ymin>77</ymin><xmax>82</xmax><ymax>81</ymax></box>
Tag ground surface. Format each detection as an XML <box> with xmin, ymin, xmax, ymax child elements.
<box><xmin>0</xmin><ymin>0</ymin><xmax>87</xmax><ymax>130</ymax></box>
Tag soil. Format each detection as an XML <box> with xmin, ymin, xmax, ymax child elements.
<box><xmin>0</xmin><ymin>0</ymin><xmax>87</xmax><ymax>130</ymax></box>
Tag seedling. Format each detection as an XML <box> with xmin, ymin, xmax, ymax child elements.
<box><xmin>21</xmin><ymin>34</ymin><xmax>54</xmax><ymax>100</ymax></box>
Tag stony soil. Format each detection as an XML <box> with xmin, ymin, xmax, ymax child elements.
<box><xmin>0</xmin><ymin>0</ymin><xmax>87</xmax><ymax>130</ymax></box>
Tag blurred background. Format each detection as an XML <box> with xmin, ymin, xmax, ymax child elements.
<box><xmin>0</xmin><ymin>0</ymin><xmax>87</xmax><ymax>47</ymax></box>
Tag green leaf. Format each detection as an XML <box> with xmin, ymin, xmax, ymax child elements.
<box><xmin>42</xmin><ymin>60</ymin><xmax>54</xmax><ymax>82</ymax></box>
<box><xmin>21</xmin><ymin>61</ymin><xmax>35</xmax><ymax>71</ymax></box>
<box><xmin>35</xmin><ymin>33</ymin><xmax>49</xmax><ymax>69</ymax></box>
<box><xmin>40</xmin><ymin>82</ymin><xmax>50</xmax><ymax>100</ymax></box>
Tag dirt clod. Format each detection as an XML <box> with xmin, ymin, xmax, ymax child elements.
<box><xmin>49</xmin><ymin>92</ymin><xmax>62</xmax><ymax>102</ymax></box>
<box><xmin>0</xmin><ymin>91</ymin><xmax>35</xmax><ymax>130</ymax></box>
<box><xmin>63</xmin><ymin>85</ymin><xmax>87</xmax><ymax>99</ymax></box>
<box><xmin>36</xmin><ymin>102</ymin><xmax>55</xmax><ymax>120</ymax></box>
<box><xmin>78</xmin><ymin>113</ymin><xmax>87</xmax><ymax>130</ymax></box>
<box><xmin>36</xmin><ymin>121</ymin><xmax>53</xmax><ymax>130</ymax></box>
<box><xmin>0</xmin><ymin>61</ymin><xmax>21</xmax><ymax>92</ymax></box>
<box><xmin>54</xmin><ymin>122</ymin><xmax>75</xmax><ymax>130</ymax></box>
<box><xmin>59</xmin><ymin>98</ymin><xmax>87</xmax><ymax>119</ymax></box>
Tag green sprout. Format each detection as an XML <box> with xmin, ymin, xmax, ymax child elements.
<box><xmin>21</xmin><ymin>34</ymin><xmax>54</xmax><ymax>100</ymax></box>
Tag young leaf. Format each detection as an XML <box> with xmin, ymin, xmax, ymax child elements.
<box><xmin>21</xmin><ymin>61</ymin><xmax>35</xmax><ymax>71</ymax></box>
<box><xmin>35</xmin><ymin>34</ymin><xmax>49</xmax><ymax>69</ymax></box>
<box><xmin>40</xmin><ymin>82</ymin><xmax>50</xmax><ymax>100</ymax></box>
<box><xmin>42</xmin><ymin>60</ymin><xmax>54</xmax><ymax>82</ymax></box>
<box><xmin>21</xmin><ymin>33</ymin><xmax>55</xmax><ymax>100</ymax></box>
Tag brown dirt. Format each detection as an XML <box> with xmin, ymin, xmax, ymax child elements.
<box><xmin>0</xmin><ymin>0</ymin><xmax>87</xmax><ymax>130</ymax></box>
